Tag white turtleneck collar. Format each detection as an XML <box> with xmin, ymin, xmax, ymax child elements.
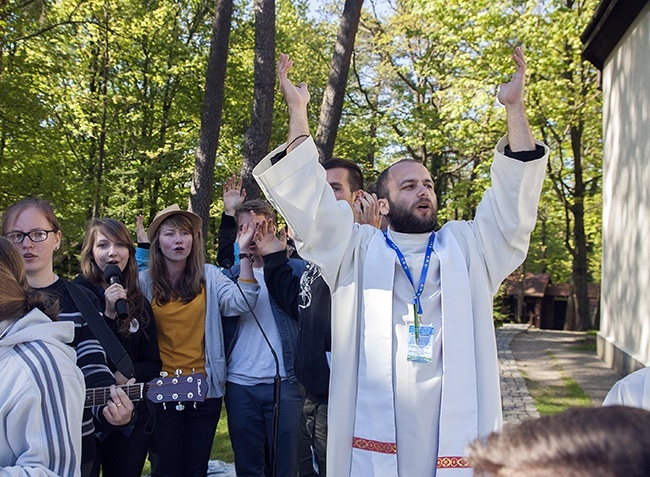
<box><xmin>386</xmin><ymin>228</ymin><xmax>434</xmax><ymax>255</ymax></box>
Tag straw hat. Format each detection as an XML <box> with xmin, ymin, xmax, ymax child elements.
<box><xmin>147</xmin><ymin>204</ymin><xmax>202</xmax><ymax>242</ymax></box>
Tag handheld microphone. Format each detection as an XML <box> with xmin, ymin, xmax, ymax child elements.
<box><xmin>222</xmin><ymin>259</ymin><xmax>281</xmax><ymax>477</ymax></box>
<box><xmin>103</xmin><ymin>264</ymin><xmax>128</xmax><ymax>320</ymax></box>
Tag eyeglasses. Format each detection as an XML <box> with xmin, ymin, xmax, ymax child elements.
<box><xmin>4</xmin><ymin>230</ymin><xmax>56</xmax><ymax>244</ymax></box>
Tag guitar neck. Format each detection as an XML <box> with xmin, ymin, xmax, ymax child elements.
<box><xmin>85</xmin><ymin>383</ymin><xmax>146</xmax><ymax>408</ymax></box>
<box><xmin>84</xmin><ymin>372</ymin><xmax>206</xmax><ymax>408</ymax></box>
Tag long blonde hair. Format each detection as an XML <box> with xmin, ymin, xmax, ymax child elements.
<box><xmin>0</xmin><ymin>237</ymin><xmax>58</xmax><ymax>322</ymax></box>
<box><xmin>149</xmin><ymin>214</ymin><xmax>205</xmax><ymax>304</ymax></box>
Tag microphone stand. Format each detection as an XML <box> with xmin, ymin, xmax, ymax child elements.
<box><xmin>224</xmin><ymin>261</ymin><xmax>281</xmax><ymax>477</ymax></box>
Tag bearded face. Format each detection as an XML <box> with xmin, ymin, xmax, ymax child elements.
<box><xmin>386</xmin><ymin>195</ymin><xmax>437</xmax><ymax>234</ymax></box>
<box><xmin>381</xmin><ymin>161</ymin><xmax>438</xmax><ymax>234</ymax></box>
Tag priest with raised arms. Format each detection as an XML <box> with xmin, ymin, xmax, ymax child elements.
<box><xmin>253</xmin><ymin>47</ymin><xmax>548</xmax><ymax>476</ymax></box>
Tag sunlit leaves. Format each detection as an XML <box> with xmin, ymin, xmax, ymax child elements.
<box><xmin>0</xmin><ymin>0</ymin><xmax>602</xmax><ymax>288</ymax></box>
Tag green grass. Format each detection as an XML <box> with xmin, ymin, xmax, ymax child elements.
<box><xmin>140</xmin><ymin>406</ymin><xmax>233</xmax><ymax>476</ymax></box>
<box><xmin>569</xmin><ymin>330</ymin><xmax>598</xmax><ymax>352</ymax></box>
<box><xmin>213</xmin><ymin>406</ymin><xmax>235</xmax><ymax>461</ymax></box>
<box><xmin>528</xmin><ymin>375</ymin><xmax>593</xmax><ymax>415</ymax></box>
<box><xmin>521</xmin><ymin>353</ymin><xmax>593</xmax><ymax>416</ymax></box>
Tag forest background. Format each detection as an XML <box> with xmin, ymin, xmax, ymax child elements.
<box><xmin>0</xmin><ymin>0</ymin><xmax>602</xmax><ymax>329</ymax></box>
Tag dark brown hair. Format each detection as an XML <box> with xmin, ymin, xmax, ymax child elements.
<box><xmin>234</xmin><ymin>199</ymin><xmax>276</xmax><ymax>224</ymax></box>
<box><xmin>322</xmin><ymin>158</ymin><xmax>365</xmax><ymax>193</ymax></box>
<box><xmin>80</xmin><ymin>218</ymin><xmax>150</xmax><ymax>337</ymax></box>
<box><xmin>467</xmin><ymin>406</ymin><xmax>650</xmax><ymax>477</ymax></box>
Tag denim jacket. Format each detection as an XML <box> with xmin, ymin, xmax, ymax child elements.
<box><xmin>222</xmin><ymin>259</ymin><xmax>306</xmax><ymax>383</ymax></box>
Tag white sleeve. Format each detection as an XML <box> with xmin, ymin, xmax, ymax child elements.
<box><xmin>254</xmin><ymin>137</ymin><xmax>356</xmax><ymax>287</ymax></box>
<box><xmin>2</xmin><ymin>355</ymin><xmax>83</xmax><ymax>477</ymax></box>
<box><xmin>471</xmin><ymin>136</ymin><xmax>548</xmax><ymax>293</ymax></box>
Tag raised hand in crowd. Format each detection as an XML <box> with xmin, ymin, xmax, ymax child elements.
<box><xmin>277</xmin><ymin>53</ymin><xmax>310</xmax><ymax>151</ymax></box>
<box><xmin>236</xmin><ymin>211</ymin><xmax>258</xmax><ymax>254</ymax></box>
<box><xmin>353</xmin><ymin>191</ymin><xmax>382</xmax><ymax>229</ymax></box>
<box><xmin>135</xmin><ymin>214</ymin><xmax>148</xmax><ymax>244</ymax></box>
<box><xmin>497</xmin><ymin>46</ymin><xmax>527</xmax><ymax>107</ymax></box>
<box><xmin>253</xmin><ymin>216</ymin><xmax>287</xmax><ymax>256</ymax></box>
<box><xmin>223</xmin><ymin>174</ymin><xmax>247</xmax><ymax>217</ymax></box>
<box><xmin>496</xmin><ymin>45</ymin><xmax>535</xmax><ymax>152</ymax></box>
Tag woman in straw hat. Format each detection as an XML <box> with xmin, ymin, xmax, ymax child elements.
<box><xmin>139</xmin><ymin>204</ymin><xmax>259</xmax><ymax>477</ymax></box>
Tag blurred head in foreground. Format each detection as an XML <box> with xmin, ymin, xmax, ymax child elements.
<box><xmin>467</xmin><ymin>405</ymin><xmax>650</xmax><ymax>477</ymax></box>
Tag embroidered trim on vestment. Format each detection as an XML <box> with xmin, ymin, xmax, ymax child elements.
<box><xmin>352</xmin><ymin>436</ymin><xmax>397</xmax><ymax>454</ymax></box>
<box><xmin>437</xmin><ymin>456</ymin><xmax>470</xmax><ymax>468</ymax></box>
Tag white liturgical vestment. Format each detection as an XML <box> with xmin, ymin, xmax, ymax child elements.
<box><xmin>254</xmin><ymin>136</ymin><xmax>548</xmax><ymax>476</ymax></box>
<box><xmin>603</xmin><ymin>367</ymin><xmax>650</xmax><ymax>410</ymax></box>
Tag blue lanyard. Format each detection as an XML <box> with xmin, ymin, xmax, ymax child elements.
<box><xmin>384</xmin><ymin>230</ymin><xmax>435</xmax><ymax>338</ymax></box>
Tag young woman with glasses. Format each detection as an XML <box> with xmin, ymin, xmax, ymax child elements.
<box><xmin>2</xmin><ymin>198</ymin><xmax>135</xmax><ymax>477</ymax></box>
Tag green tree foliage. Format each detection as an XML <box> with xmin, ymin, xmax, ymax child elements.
<box><xmin>331</xmin><ymin>0</ymin><xmax>601</xmax><ymax>327</ymax></box>
<box><xmin>0</xmin><ymin>0</ymin><xmax>602</xmax><ymax>314</ymax></box>
<box><xmin>0</xmin><ymin>0</ymin><xmax>325</xmax><ymax>269</ymax></box>
<box><xmin>1</xmin><ymin>0</ymin><xmax>216</xmax><ymax>273</ymax></box>
<box><xmin>314</xmin><ymin>0</ymin><xmax>365</xmax><ymax>162</ymax></box>
<box><xmin>339</xmin><ymin>0</ymin><xmax>529</xmax><ymax>217</ymax></box>
<box><xmin>518</xmin><ymin>0</ymin><xmax>602</xmax><ymax>329</ymax></box>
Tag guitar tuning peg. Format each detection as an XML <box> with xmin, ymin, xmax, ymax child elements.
<box><xmin>175</xmin><ymin>369</ymin><xmax>183</xmax><ymax>377</ymax></box>
<box><xmin>160</xmin><ymin>371</ymin><xmax>168</xmax><ymax>378</ymax></box>
<box><xmin>144</xmin><ymin>371</ymin><xmax>204</xmax><ymax>412</ymax></box>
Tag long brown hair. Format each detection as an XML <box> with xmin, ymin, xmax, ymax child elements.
<box><xmin>149</xmin><ymin>214</ymin><xmax>205</xmax><ymax>305</ymax></box>
<box><xmin>0</xmin><ymin>237</ymin><xmax>58</xmax><ymax>322</ymax></box>
<box><xmin>80</xmin><ymin>218</ymin><xmax>150</xmax><ymax>337</ymax></box>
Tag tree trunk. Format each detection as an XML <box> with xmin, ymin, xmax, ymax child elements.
<box><xmin>189</xmin><ymin>0</ymin><xmax>233</xmax><ymax>238</ymax></box>
<box><xmin>314</xmin><ymin>0</ymin><xmax>364</xmax><ymax>162</ymax></box>
<box><xmin>240</xmin><ymin>0</ymin><xmax>275</xmax><ymax>200</ymax></box>
<box><xmin>570</xmin><ymin>121</ymin><xmax>592</xmax><ymax>330</ymax></box>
